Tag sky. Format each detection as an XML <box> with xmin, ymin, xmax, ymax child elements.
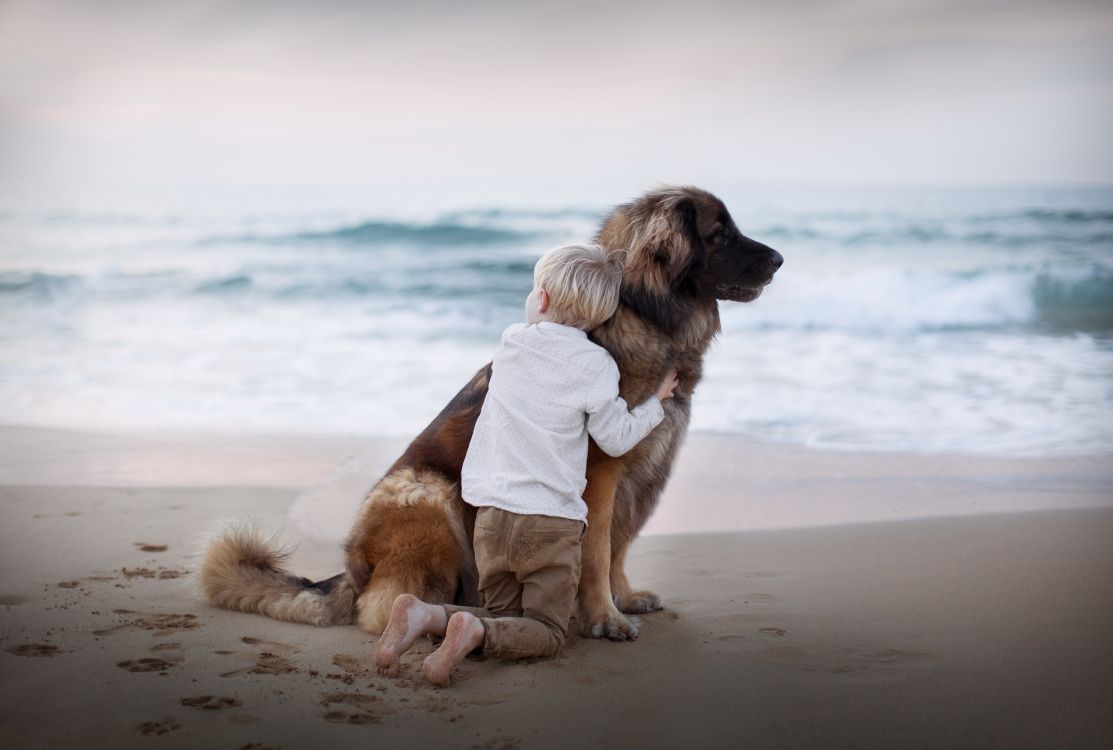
<box><xmin>1</xmin><ymin>0</ymin><xmax>1112</xmax><ymax>195</ymax></box>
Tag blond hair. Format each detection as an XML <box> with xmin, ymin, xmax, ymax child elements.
<box><xmin>533</xmin><ymin>243</ymin><xmax>625</xmax><ymax>330</ymax></box>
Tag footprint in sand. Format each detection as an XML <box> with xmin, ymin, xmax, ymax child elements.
<box><xmin>95</xmin><ymin>611</ymin><xmax>199</xmax><ymax>637</ymax></box>
<box><xmin>320</xmin><ymin>692</ymin><xmax>382</xmax><ymax>713</ymax></box>
<box><xmin>217</xmin><ymin>637</ymin><xmax>303</xmax><ymax>677</ymax></box>
<box><xmin>863</xmin><ymin>648</ymin><xmax>935</xmax><ymax>665</ymax></box>
<box><xmin>331</xmin><ymin>653</ymin><xmax>371</xmax><ymax>676</ymax></box>
<box><xmin>475</xmin><ymin>737</ymin><xmax>522</xmax><ymax>750</ymax></box>
<box><xmin>230</xmin><ymin>715</ymin><xmax>261</xmax><ymax>725</ymax></box>
<box><xmin>322</xmin><ymin>709</ymin><xmax>378</xmax><ymax>725</ymax></box>
<box><xmin>57</xmin><ymin>576</ymin><xmax>116</xmax><ymax>590</ymax></box>
<box><xmin>815</xmin><ymin>647</ymin><xmax>937</xmax><ymax>676</ymax></box>
<box><xmin>743</xmin><ymin>593</ymin><xmax>780</xmax><ymax>605</ymax></box>
<box><xmin>134</xmin><ymin>543</ymin><xmax>168</xmax><ymax>552</ymax></box>
<box><xmin>181</xmin><ymin>695</ymin><xmax>242</xmax><ymax>710</ymax></box>
<box><xmin>118</xmin><ymin>657</ymin><xmax>178</xmax><ymax>673</ymax></box>
<box><xmin>321</xmin><ymin>653</ymin><xmax>374</xmax><ymax>684</ymax></box>
<box><xmin>7</xmin><ymin>643</ymin><xmax>60</xmax><ymax>657</ymax></box>
<box><xmin>219</xmin><ymin>650</ymin><xmax>299</xmax><ymax>677</ymax></box>
<box><xmin>718</xmin><ymin>630</ymin><xmax>788</xmax><ymax>650</ymax></box>
<box><xmin>119</xmin><ymin>567</ymin><xmax>188</xmax><ymax>580</ymax></box>
<box><xmin>136</xmin><ymin>719</ymin><xmax>181</xmax><ymax>736</ymax></box>
<box><xmin>744</xmin><ymin>570</ymin><xmax>793</xmax><ymax>580</ymax></box>
<box><xmin>241</xmin><ymin>636</ymin><xmax>297</xmax><ymax>651</ymax></box>
<box><xmin>0</xmin><ymin>594</ymin><xmax>30</xmax><ymax>606</ymax></box>
<box><xmin>249</xmin><ymin>653</ymin><xmax>298</xmax><ymax>675</ymax></box>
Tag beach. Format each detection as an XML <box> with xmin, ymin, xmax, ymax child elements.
<box><xmin>4</xmin><ymin>1</ymin><xmax>1112</xmax><ymax>746</ymax></box>
<box><xmin>1</xmin><ymin>425</ymin><xmax>1110</xmax><ymax>749</ymax></box>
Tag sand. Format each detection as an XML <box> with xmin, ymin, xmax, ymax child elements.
<box><xmin>1</xmin><ymin>425</ymin><xmax>1111</xmax><ymax>749</ymax></box>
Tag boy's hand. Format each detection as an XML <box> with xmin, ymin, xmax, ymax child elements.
<box><xmin>656</xmin><ymin>369</ymin><xmax>679</xmax><ymax>401</ymax></box>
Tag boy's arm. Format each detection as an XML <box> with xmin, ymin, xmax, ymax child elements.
<box><xmin>585</xmin><ymin>359</ymin><xmax>666</xmax><ymax>457</ymax></box>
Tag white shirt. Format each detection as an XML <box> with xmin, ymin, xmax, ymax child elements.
<box><xmin>461</xmin><ymin>321</ymin><xmax>666</xmax><ymax>523</ymax></box>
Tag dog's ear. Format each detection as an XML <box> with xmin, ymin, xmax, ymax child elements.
<box><xmin>670</xmin><ymin>197</ymin><xmax>707</xmax><ymax>288</ymax></box>
<box><xmin>629</xmin><ymin>196</ymin><xmax>707</xmax><ymax>292</ymax></box>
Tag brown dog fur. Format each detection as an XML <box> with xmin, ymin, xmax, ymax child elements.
<box><xmin>199</xmin><ymin>185</ymin><xmax>782</xmax><ymax>639</ymax></box>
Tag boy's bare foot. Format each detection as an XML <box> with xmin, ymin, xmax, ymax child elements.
<box><xmin>421</xmin><ymin>611</ymin><xmax>485</xmax><ymax>687</ymax></box>
<box><xmin>375</xmin><ymin>594</ymin><xmax>448</xmax><ymax>677</ymax></box>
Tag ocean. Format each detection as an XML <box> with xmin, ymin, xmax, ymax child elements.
<box><xmin>1</xmin><ymin>184</ymin><xmax>1110</xmax><ymax>457</ymax></box>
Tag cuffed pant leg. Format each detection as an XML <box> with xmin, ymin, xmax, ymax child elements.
<box><xmin>482</xmin><ymin>616</ymin><xmax>563</xmax><ymax>659</ymax></box>
<box><xmin>441</xmin><ymin>604</ymin><xmax>493</xmax><ymax>620</ymax></box>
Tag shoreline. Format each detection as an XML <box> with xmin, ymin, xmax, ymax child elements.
<box><xmin>1</xmin><ymin>424</ymin><xmax>1109</xmax><ymax>538</ymax></box>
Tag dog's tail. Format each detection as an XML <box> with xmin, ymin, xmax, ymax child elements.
<box><xmin>198</xmin><ymin>525</ymin><xmax>357</xmax><ymax>626</ymax></box>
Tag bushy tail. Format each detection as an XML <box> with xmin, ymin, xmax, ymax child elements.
<box><xmin>198</xmin><ymin>525</ymin><xmax>356</xmax><ymax>627</ymax></box>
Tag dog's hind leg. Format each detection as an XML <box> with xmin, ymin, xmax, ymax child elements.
<box><xmin>346</xmin><ymin>467</ymin><xmax>474</xmax><ymax>635</ymax></box>
<box><xmin>355</xmin><ymin>561</ymin><xmax>455</xmax><ymax>635</ymax></box>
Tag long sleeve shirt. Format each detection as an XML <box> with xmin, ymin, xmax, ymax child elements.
<box><xmin>461</xmin><ymin>321</ymin><xmax>666</xmax><ymax>523</ymax></box>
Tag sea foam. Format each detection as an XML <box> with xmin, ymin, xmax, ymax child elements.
<box><xmin>1</xmin><ymin>184</ymin><xmax>1111</xmax><ymax>456</ymax></box>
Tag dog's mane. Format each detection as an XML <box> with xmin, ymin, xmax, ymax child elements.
<box><xmin>595</xmin><ymin>185</ymin><xmax>721</xmax><ymax>352</ymax></box>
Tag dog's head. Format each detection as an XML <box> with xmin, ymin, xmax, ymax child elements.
<box><xmin>598</xmin><ymin>185</ymin><xmax>783</xmax><ymax>306</ymax></box>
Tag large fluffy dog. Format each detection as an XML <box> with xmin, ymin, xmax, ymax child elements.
<box><xmin>200</xmin><ymin>185</ymin><xmax>782</xmax><ymax>640</ymax></box>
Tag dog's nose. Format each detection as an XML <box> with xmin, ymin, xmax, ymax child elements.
<box><xmin>769</xmin><ymin>250</ymin><xmax>784</xmax><ymax>270</ymax></box>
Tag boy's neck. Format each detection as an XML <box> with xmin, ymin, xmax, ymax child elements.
<box><xmin>535</xmin><ymin>320</ymin><xmax>587</xmax><ymax>337</ymax></box>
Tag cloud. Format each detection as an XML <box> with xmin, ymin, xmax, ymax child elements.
<box><xmin>1</xmin><ymin>0</ymin><xmax>1111</xmax><ymax>189</ymax></box>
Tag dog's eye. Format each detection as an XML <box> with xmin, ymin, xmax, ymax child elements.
<box><xmin>708</xmin><ymin>226</ymin><xmax>723</xmax><ymax>242</ymax></box>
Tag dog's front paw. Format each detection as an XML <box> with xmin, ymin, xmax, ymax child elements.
<box><xmin>582</xmin><ymin>604</ymin><xmax>640</xmax><ymax>641</ymax></box>
<box><xmin>616</xmin><ymin>590</ymin><xmax>662</xmax><ymax>614</ymax></box>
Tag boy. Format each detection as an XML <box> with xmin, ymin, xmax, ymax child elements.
<box><xmin>375</xmin><ymin>243</ymin><xmax>678</xmax><ymax>685</ymax></box>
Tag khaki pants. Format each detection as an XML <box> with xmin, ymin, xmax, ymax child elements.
<box><xmin>443</xmin><ymin>506</ymin><xmax>584</xmax><ymax>660</ymax></box>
